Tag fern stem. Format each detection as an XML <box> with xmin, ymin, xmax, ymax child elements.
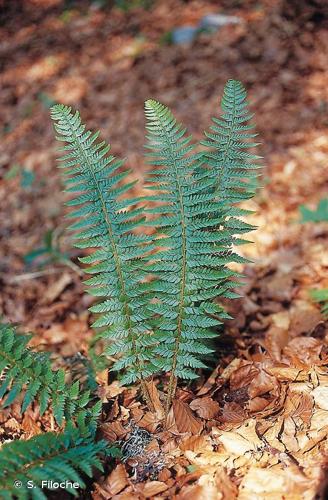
<box><xmin>165</xmin><ymin>168</ymin><xmax>187</xmax><ymax>414</ymax></box>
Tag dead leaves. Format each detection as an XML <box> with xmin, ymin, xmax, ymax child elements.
<box><xmin>189</xmin><ymin>397</ymin><xmax>220</xmax><ymax>420</ymax></box>
<box><xmin>169</xmin><ymin>400</ymin><xmax>203</xmax><ymax>435</ymax></box>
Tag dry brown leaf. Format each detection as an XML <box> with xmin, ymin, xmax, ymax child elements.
<box><xmin>144</xmin><ymin>380</ymin><xmax>164</xmax><ymax>420</ymax></box>
<box><xmin>21</xmin><ymin>413</ymin><xmax>42</xmax><ymax>438</ymax></box>
<box><xmin>280</xmin><ymin>415</ymin><xmax>299</xmax><ymax>452</ymax></box>
<box><xmin>230</xmin><ymin>363</ymin><xmax>259</xmax><ymax>390</ymax></box>
<box><xmin>101</xmin><ymin>421</ymin><xmax>128</xmax><ymax>442</ymax></box>
<box><xmin>40</xmin><ymin>272</ymin><xmax>72</xmax><ymax>305</ymax></box>
<box><xmin>176</xmin><ymin>483</ymin><xmax>206</xmax><ymax>500</ymax></box>
<box><xmin>220</xmin><ymin>402</ymin><xmax>247</xmax><ymax>423</ymax></box>
<box><xmin>290</xmin><ymin>301</ymin><xmax>322</xmax><ymax>337</ymax></box>
<box><xmin>248</xmin><ymin>396</ymin><xmax>270</xmax><ymax>413</ymax></box>
<box><xmin>215</xmin><ymin>469</ymin><xmax>238</xmax><ymax>499</ymax></box>
<box><xmin>180</xmin><ymin>435</ymin><xmax>212</xmax><ymax>453</ymax></box>
<box><xmin>311</xmin><ymin>386</ymin><xmax>328</xmax><ymax>410</ymax></box>
<box><xmin>218</xmin><ymin>420</ymin><xmax>262</xmax><ymax>456</ymax></box>
<box><xmin>238</xmin><ymin>465</ymin><xmax>314</xmax><ymax>499</ymax></box>
<box><xmin>284</xmin><ymin>337</ymin><xmax>323</xmax><ymax>366</ymax></box>
<box><xmin>172</xmin><ymin>399</ymin><xmax>203</xmax><ymax>435</ymax></box>
<box><xmin>264</xmin><ymin>325</ymin><xmax>289</xmax><ymax>361</ymax></box>
<box><xmin>260</xmin><ymin>271</ymin><xmax>294</xmax><ymax>302</ymax></box>
<box><xmin>138</xmin><ymin>411</ymin><xmax>160</xmax><ymax>433</ymax></box>
<box><xmin>189</xmin><ymin>397</ymin><xmax>220</xmax><ymax>419</ymax></box>
<box><xmin>248</xmin><ymin>368</ymin><xmax>278</xmax><ymax>398</ymax></box>
<box><xmin>105</xmin><ymin>464</ymin><xmax>129</xmax><ymax>496</ymax></box>
<box><xmin>287</xmin><ymin>390</ymin><xmax>313</xmax><ymax>424</ymax></box>
<box><xmin>266</xmin><ymin>365</ymin><xmax>307</xmax><ymax>381</ymax></box>
<box><xmin>140</xmin><ymin>481</ymin><xmax>169</xmax><ymax>497</ymax></box>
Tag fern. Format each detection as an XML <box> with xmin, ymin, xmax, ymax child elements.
<box><xmin>0</xmin><ymin>323</ymin><xmax>98</xmax><ymax>425</ymax></box>
<box><xmin>202</xmin><ymin>79</ymin><xmax>261</xmax><ymax>245</ymax></box>
<box><xmin>50</xmin><ymin>105</ymin><xmax>155</xmax><ymax>388</ymax></box>
<box><xmin>50</xmin><ymin>81</ymin><xmax>260</xmax><ymax>411</ymax></box>
<box><xmin>300</xmin><ymin>198</ymin><xmax>328</xmax><ymax>223</ymax></box>
<box><xmin>0</xmin><ymin>422</ymin><xmax>107</xmax><ymax>499</ymax></box>
<box><xmin>144</xmin><ymin>99</ymin><xmax>246</xmax><ymax>411</ymax></box>
<box><xmin>310</xmin><ymin>288</ymin><xmax>328</xmax><ymax>319</ymax></box>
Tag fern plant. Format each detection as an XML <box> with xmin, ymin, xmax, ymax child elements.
<box><xmin>0</xmin><ymin>322</ymin><xmax>116</xmax><ymax>498</ymax></box>
<box><xmin>0</xmin><ymin>323</ymin><xmax>96</xmax><ymax>425</ymax></box>
<box><xmin>300</xmin><ymin>198</ymin><xmax>328</xmax><ymax>223</ymax></box>
<box><xmin>51</xmin><ymin>80</ymin><xmax>259</xmax><ymax>411</ymax></box>
<box><xmin>310</xmin><ymin>288</ymin><xmax>328</xmax><ymax>319</ymax></box>
<box><xmin>299</xmin><ymin>199</ymin><xmax>328</xmax><ymax>318</ymax></box>
<box><xmin>0</xmin><ymin>422</ymin><xmax>107</xmax><ymax>499</ymax></box>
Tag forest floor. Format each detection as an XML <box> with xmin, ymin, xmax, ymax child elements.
<box><xmin>1</xmin><ymin>0</ymin><xmax>328</xmax><ymax>498</ymax></box>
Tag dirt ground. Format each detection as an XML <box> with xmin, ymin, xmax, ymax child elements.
<box><xmin>0</xmin><ymin>0</ymin><xmax>328</xmax><ymax>498</ymax></box>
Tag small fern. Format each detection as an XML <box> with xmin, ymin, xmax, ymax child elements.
<box><xmin>0</xmin><ymin>323</ymin><xmax>98</xmax><ymax>425</ymax></box>
<box><xmin>0</xmin><ymin>422</ymin><xmax>107</xmax><ymax>499</ymax></box>
<box><xmin>300</xmin><ymin>198</ymin><xmax>328</xmax><ymax>223</ymax></box>
<box><xmin>310</xmin><ymin>288</ymin><xmax>328</xmax><ymax>319</ymax></box>
<box><xmin>50</xmin><ymin>80</ymin><xmax>260</xmax><ymax>410</ymax></box>
<box><xmin>51</xmin><ymin>105</ymin><xmax>155</xmax><ymax>390</ymax></box>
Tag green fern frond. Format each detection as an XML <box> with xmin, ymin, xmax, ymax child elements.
<box><xmin>0</xmin><ymin>422</ymin><xmax>108</xmax><ymax>499</ymax></box>
<box><xmin>310</xmin><ymin>288</ymin><xmax>328</xmax><ymax>318</ymax></box>
<box><xmin>300</xmin><ymin>198</ymin><xmax>328</xmax><ymax>223</ymax></box>
<box><xmin>0</xmin><ymin>323</ymin><xmax>97</xmax><ymax>425</ymax></box>
<box><xmin>144</xmin><ymin>99</ymin><xmax>243</xmax><ymax>410</ymax></box>
<box><xmin>201</xmin><ymin>79</ymin><xmax>261</xmax><ymax>242</ymax></box>
<box><xmin>51</xmin><ymin>105</ymin><xmax>154</xmax><ymax>385</ymax></box>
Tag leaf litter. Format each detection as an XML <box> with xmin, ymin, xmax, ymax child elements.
<box><xmin>1</xmin><ymin>0</ymin><xmax>328</xmax><ymax>498</ymax></box>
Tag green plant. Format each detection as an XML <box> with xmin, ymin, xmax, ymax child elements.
<box><xmin>145</xmin><ymin>81</ymin><xmax>260</xmax><ymax>409</ymax></box>
<box><xmin>0</xmin><ymin>322</ymin><xmax>117</xmax><ymax>498</ymax></box>
<box><xmin>0</xmin><ymin>323</ymin><xmax>95</xmax><ymax>425</ymax></box>
<box><xmin>310</xmin><ymin>288</ymin><xmax>328</xmax><ymax>319</ymax></box>
<box><xmin>50</xmin><ymin>104</ymin><xmax>155</xmax><ymax>403</ymax></box>
<box><xmin>299</xmin><ymin>199</ymin><xmax>328</xmax><ymax>318</ymax></box>
<box><xmin>299</xmin><ymin>198</ymin><xmax>328</xmax><ymax>223</ymax></box>
<box><xmin>51</xmin><ymin>79</ymin><xmax>260</xmax><ymax>411</ymax></box>
<box><xmin>0</xmin><ymin>422</ymin><xmax>107</xmax><ymax>499</ymax></box>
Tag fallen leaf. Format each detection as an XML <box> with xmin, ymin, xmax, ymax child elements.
<box><xmin>173</xmin><ymin>399</ymin><xmax>203</xmax><ymax>435</ymax></box>
<box><xmin>284</xmin><ymin>337</ymin><xmax>323</xmax><ymax>366</ymax></box>
<box><xmin>189</xmin><ymin>397</ymin><xmax>220</xmax><ymax>419</ymax></box>
<box><xmin>180</xmin><ymin>435</ymin><xmax>212</xmax><ymax>453</ymax></box>
<box><xmin>218</xmin><ymin>420</ymin><xmax>262</xmax><ymax>455</ymax></box>
<box><xmin>40</xmin><ymin>272</ymin><xmax>72</xmax><ymax>304</ymax></box>
<box><xmin>141</xmin><ymin>481</ymin><xmax>169</xmax><ymax>497</ymax></box>
<box><xmin>311</xmin><ymin>386</ymin><xmax>328</xmax><ymax>410</ymax></box>
<box><xmin>215</xmin><ymin>469</ymin><xmax>238</xmax><ymax>499</ymax></box>
<box><xmin>105</xmin><ymin>464</ymin><xmax>129</xmax><ymax>496</ymax></box>
<box><xmin>230</xmin><ymin>363</ymin><xmax>259</xmax><ymax>390</ymax></box>
<box><xmin>220</xmin><ymin>402</ymin><xmax>247</xmax><ymax>423</ymax></box>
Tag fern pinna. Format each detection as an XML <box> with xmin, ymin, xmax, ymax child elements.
<box><xmin>51</xmin><ymin>105</ymin><xmax>154</xmax><ymax>391</ymax></box>
<box><xmin>0</xmin><ymin>323</ymin><xmax>95</xmax><ymax>425</ymax></box>
<box><xmin>144</xmin><ymin>99</ymin><xmax>245</xmax><ymax>411</ymax></box>
<box><xmin>0</xmin><ymin>422</ymin><xmax>106</xmax><ymax>499</ymax></box>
